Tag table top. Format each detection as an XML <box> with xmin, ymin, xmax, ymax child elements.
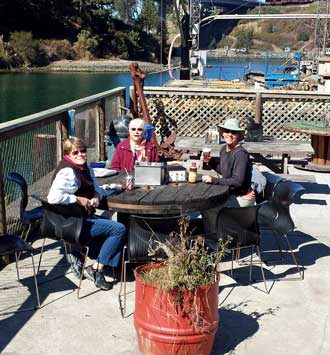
<box><xmin>98</xmin><ymin>172</ymin><xmax>229</xmax><ymax>215</ymax></box>
<box><xmin>284</xmin><ymin>121</ymin><xmax>330</xmax><ymax>136</ymax></box>
<box><xmin>175</xmin><ymin>136</ymin><xmax>314</xmax><ymax>156</ymax></box>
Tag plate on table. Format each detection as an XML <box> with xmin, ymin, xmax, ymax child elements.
<box><xmin>93</xmin><ymin>168</ymin><xmax>117</xmax><ymax>177</ymax></box>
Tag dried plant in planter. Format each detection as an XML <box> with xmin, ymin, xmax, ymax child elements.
<box><xmin>138</xmin><ymin>216</ymin><xmax>227</xmax><ymax>292</ymax></box>
<box><xmin>134</xmin><ymin>217</ymin><xmax>229</xmax><ymax>355</ymax></box>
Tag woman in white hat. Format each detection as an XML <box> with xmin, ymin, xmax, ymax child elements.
<box><xmin>201</xmin><ymin>118</ymin><xmax>255</xmax><ymax>233</ymax></box>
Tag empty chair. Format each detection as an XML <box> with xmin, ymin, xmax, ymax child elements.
<box><xmin>6</xmin><ymin>172</ymin><xmax>43</xmax><ymax>241</ymax></box>
<box><xmin>34</xmin><ymin>195</ymin><xmax>89</xmax><ymax>298</ymax></box>
<box><xmin>215</xmin><ymin>202</ymin><xmax>270</xmax><ymax>293</ymax></box>
<box><xmin>119</xmin><ymin>214</ymin><xmax>183</xmax><ymax>317</ymax></box>
<box><xmin>258</xmin><ymin>180</ymin><xmax>305</xmax><ymax>280</ymax></box>
<box><xmin>0</xmin><ymin>229</ymin><xmax>40</xmax><ymax>315</ymax></box>
<box><xmin>259</xmin><ymin>173</ymin><xmax>305</xmax><ymax>261</ymax></box>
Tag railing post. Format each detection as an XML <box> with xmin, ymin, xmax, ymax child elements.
<box><xmin>0</xmin><ymin>160</ymin><xmax>7</xmax><ymax>235</ymax></box>
<box><xmin>98</xmin><ymin>100</ymin><xmax>105</xmax><ymax>161</ymax></box>
<box><xmin>56</xmin><ymin>112</ymin><xmax>69</xmax><ymax>162</ymax></box>
<box><xmin>255</xmin><ymin>92</ymin><xmax>262</xmax><ymax>125</ymax></box>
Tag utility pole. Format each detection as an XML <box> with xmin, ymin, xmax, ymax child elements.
<box><xmin>314</xmin><ymin>0</ymin><xmax>330</xmax><ymax>56</ymax></box>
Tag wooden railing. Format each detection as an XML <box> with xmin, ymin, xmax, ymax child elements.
<box><xmin>143</xmin><ymin>86</ymin><xmax>330</xmax><ymax>141</ymax></box>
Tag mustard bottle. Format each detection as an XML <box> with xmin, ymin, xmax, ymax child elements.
<box><xmin>188</xmin><ymin>162</ymin><xmax>197</xmax><ymax>183</ymax></box>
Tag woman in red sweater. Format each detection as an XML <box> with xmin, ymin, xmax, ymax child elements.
<box><xmin>110</xmin><ymin>118</ymin><xmax>159</xmax><ymax>171</ymax></box>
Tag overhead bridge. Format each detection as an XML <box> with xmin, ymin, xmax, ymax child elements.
<box><xmin>200</xmin><ymin>0</ymin><xmax>261</xmax><ymax>6</ymax></box>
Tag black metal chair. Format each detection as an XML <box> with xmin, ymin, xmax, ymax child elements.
<box><xmin>0</xmin><ymin>228</ymin><xmax>41</xmax><ymax>315</ymax></box>
<box><xmin>214</xmin><ymin>202</ymin><xmax>270</xmax><ymax>293</ymax></box>
<box><xmin>33</xmin><ymin>195</ymin><xmax>90</xmax><ymax>298</ymax></box>
<box><xmin>118</xmin><ymin>214</ymin><xmax>184</xmax><ymax>317</ymax></box>
<box><xmin>258</xmin><ymin>179</ymin><xmax>305</xmax><ymax>280</ymax></box>
<box><xmin>6</xmin><ymin>172</ymin><xmax>43</xmax><ymax>242</ymax></box>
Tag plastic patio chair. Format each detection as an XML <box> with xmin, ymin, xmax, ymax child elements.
<box><xmin>6</xmin><ymin>172</ymin><xmax>43</xmax><ymax>242</ymax></box>
<box><xmin>215</xmin><ymin>202</ymin><xmax>270</xmax><ymax>293</ymax></box>
<box><xmin>33</xmin><ymin>195</ymin><xmax>92</xmax><ymax>299</ymax></box>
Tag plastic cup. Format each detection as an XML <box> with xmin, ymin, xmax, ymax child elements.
<box><xmin>202</xmin><ymin>148</ymin><xmax>211</xmax><ymax>162</ymax></box>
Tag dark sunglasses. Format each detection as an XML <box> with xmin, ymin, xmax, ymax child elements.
<box><xmin>223</xmin><ymin>129</ymin><xmax>239</xmax><ymax>135</ymax></box>
<box><xmin>71</xmin><ymin>149</ymin><xmax>87</xmax><ymax>156</ymax></box>
<box><xmin>130</xmin><ymin>127</ymin><xmax>144</xmax><ymax>132</ymax></box>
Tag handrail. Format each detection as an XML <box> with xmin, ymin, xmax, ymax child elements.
<box><xmin>0</xmin><ymin>87</ymin><xmax>126</xmax><ymax>136</ymax></box>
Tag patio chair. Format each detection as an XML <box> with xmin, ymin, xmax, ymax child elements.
<box><xmin>0</xmin><ymin>228</ymin><xmax>41</xmax><ymax>315</ymax></box>
<box><xmin>33</xmin><ymin>195</ymin><xmax>91</xmax><ymax>298</ymax></box>
<box><xmin>6</xmin><ymin>172</ymin><xmax>43</xmax><ymax>242</ymax></box>
<box><xmin>118</xmin><ymin>214</ymin><xmax>183</xmax><ymax>317</ymax></box>
<box><xmin>215</xmin><ymin>202</ymin><xmax>270</xmax><ymax>293</ymax></box>
<box><xmin>258</xmin><ymin>179</ymin><xmax>305</xmax><ymax>280</ymax></box>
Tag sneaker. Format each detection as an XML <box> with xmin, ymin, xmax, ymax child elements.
<box><xmin>67</xmin><ymin>253</ymin><xmax>84</xmax><ymax>279</ymax></box>
<box><xmin>83</xmin><ymin>266</ymin><xmax>113</xmax><ymax>291</ymax></box>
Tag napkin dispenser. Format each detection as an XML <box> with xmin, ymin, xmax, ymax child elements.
<box><xmin>134</xmin><ymin>162</ymin><xmax>166</xmax><ymax>186</ymax></box>
<box><xmin>167</xmin><ymin>165</ymin><xmax>187</xmax><ymax>182</ymax></box>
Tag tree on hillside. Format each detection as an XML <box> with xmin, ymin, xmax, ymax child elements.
<box><xmin>113</xmin><ymin>0</ymin><xmax>139</xmax><ymax>24</ymax></box>
<box><xmin>0</xmin><ymin>0</ymin><xmax>76</xmax><ymax>39</ymax></box>
<box><xmin>235</xmin><ymin>28</ymin><xmax>254</xmax><ymax>51</ymax></box>
<box><xmin>139</xmin><ymin>0</ymin><xmax>158</xmax><ymax>34</ymax></box>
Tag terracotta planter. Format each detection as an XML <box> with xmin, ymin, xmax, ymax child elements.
<box><xmin>134</xmin><ymin>263</ymin><xmax>219</xmax><ymax>355</ymax></box>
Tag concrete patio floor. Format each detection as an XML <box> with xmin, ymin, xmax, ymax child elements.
<box><xmin>1</xmin><ymin>165</ymin><xmax>330</xmax><ymax>355</ymax></box>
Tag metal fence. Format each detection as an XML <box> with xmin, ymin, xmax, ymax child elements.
<box><xmin>0</xmin><ymin>87</ymin><xmax>126</xmax><ymax>234</ymax></box>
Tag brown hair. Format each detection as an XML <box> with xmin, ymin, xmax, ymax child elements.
<box><xmin>63</xmin><ymin>137</ymin><xmax>86</xmax><ymax>155</ymax></box>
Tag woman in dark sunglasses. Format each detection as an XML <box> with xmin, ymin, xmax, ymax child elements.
<box><xmin>110</xmin><ymin>118</ymin><xmax>159</xmax><ymax>171</ymax></box>
<box><xmin>47</xmin><ymin>137</ymin><xmax>126</xmax><ymax>290</ymax></box>
<box><xmin>201</xmin><ymin>118</ymin><xmax>255</xmax><ymax>234</ymax></box>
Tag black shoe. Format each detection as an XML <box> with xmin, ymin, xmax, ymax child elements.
<box><xmin>83</xmin><ymin>266</ymin><xmax>113</xmax><ymax>291</ymax></box>
<box><xmin>67</xmin><ymin>253</ymin><xmax>84</xmax><ymax>279</ymax></box>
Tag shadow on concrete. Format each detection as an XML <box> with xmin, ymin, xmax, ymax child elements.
<box><xmin>218</xmin><ymin>230</ymin><xmax>330</xmax><ymax>293</ymax></box>
<box><xmin>0</xmin><ymin>250</ymin><xmax>78</xmax><ymax>353</ymax></box>
<box><xmin>211</xmin><ymin>302</ymin><xmax>279</xmax><ymax>355</ymax></box>
<box><xmin>294</xmin><ymin>182</ymin><xmax>330</xmax><ymax>205</ymax></box>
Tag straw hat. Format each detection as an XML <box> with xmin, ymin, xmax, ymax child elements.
<box><xmin>219</xmin><ymin>118</ymin><xmax>245</xmax><ymax>132</ymax></box>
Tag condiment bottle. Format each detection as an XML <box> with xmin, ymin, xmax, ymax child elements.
<box><xmin>188</xmin><ymin>162</ymin><xmax>197</xmax><ymax>183</ymax></box>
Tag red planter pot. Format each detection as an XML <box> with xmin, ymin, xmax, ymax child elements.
<box><xmin>134</xmin><ymin>263</ymin><xmax>219</xmax><ymax>355</ymax></box>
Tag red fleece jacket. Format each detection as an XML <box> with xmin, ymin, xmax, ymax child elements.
<box><xmin>110</xmin><ymin>138</ymin><xmax>159</xmax><ymax>171</ymax></box>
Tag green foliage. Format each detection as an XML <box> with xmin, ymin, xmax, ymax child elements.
<box><xmin>113</xmin><ymin>0</ymin><xmax>138</xmax><ymax>24</ymax></box>
<box><xmin>40</xmin><ymin>39</ymin><xmax>77</xmax><ymax>61</ymax></box>
<box><xmin>74</xmin><ymin>30</ymin><xmax>99</xmax><ymax>59</ymax></box>
<box><xmin>9</xmin><ymin>32</ymin><xmax>39</xmax><ymax>66</ymax></box>
<box><xmin>297</xmin><ymin>31</ymin><xmax>309</xmax><ymax>42</ymax></box>
<box><xmin>139</xmin><ymin>0</ymin><xmax>158</xmax><ymax>33</ymax></box>
<box><xmin>236</xmin><ymin>28</ymin><xmax>254</xmax><ymax>51</ymax></box>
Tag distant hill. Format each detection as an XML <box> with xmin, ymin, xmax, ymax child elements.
<box><xmin>218</xmin><ymin>4</ymin><xmax>320</xmax><ymax>53</ymax></box>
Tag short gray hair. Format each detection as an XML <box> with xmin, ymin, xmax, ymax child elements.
<box><xmin>129</xmin><ymin>118</ymin><xmax>146</xmax><ymax>131</ymax></box>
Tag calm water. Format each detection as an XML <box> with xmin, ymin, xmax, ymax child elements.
<box><xmin>0</xmin><ymin>58</ymin><xmax>282</xmax><ymax>123</ymax></box>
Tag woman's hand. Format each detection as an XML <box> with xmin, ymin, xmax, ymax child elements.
<box><xmin>90</xmin><ymin>196</ymin><xmax>100</xmax><ymax>208</ymax></box>
<box><xmin>202</xmin><ymin>175</ymin><xmax>213</xmax><ymax>184</ymax></box>
<box><xmin>76</xmin><ymin>196</ymin><xmax>90</xmax><ymax>208</ymax></box>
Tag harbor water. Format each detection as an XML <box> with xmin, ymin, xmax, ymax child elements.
<box><xmin>0</xmin><ymin>57</ymin><xmax>283</xmax><ymax>123</ymax></box>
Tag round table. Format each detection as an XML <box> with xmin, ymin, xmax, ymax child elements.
<box><xmin>99</xmin><ymin>172</ymin><xmax>229</xmax><ymax>215</ymax></box>
<box><xmin>284</xmin><ymin>121</ymin><xmax>330</xmax><ymax>172</ymax></box>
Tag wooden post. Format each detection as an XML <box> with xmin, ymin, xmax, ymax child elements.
<box><xmin>255</xmin><ymin>92</ymin><xmax>262</xmax><ymax>125</ymax></box>
<box><xmin>98</xmin><ymin>101</ymin><xmax>105</xmax><ymax>161</ymax></box>
<box><xmin>33</xmin><ymin>134</ymin><xmax>57</xmax><ymax>182</ymax></box>
<box><xmin>0</xmin><ymin>161</ymin><xmax>7</xmax><ymax>235</ymax></box>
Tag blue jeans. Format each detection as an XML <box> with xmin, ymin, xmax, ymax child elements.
<box><xmin>80</xmin><ymin>216</ymin><xmax>126</xmax><ymax>267</ymax></box>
